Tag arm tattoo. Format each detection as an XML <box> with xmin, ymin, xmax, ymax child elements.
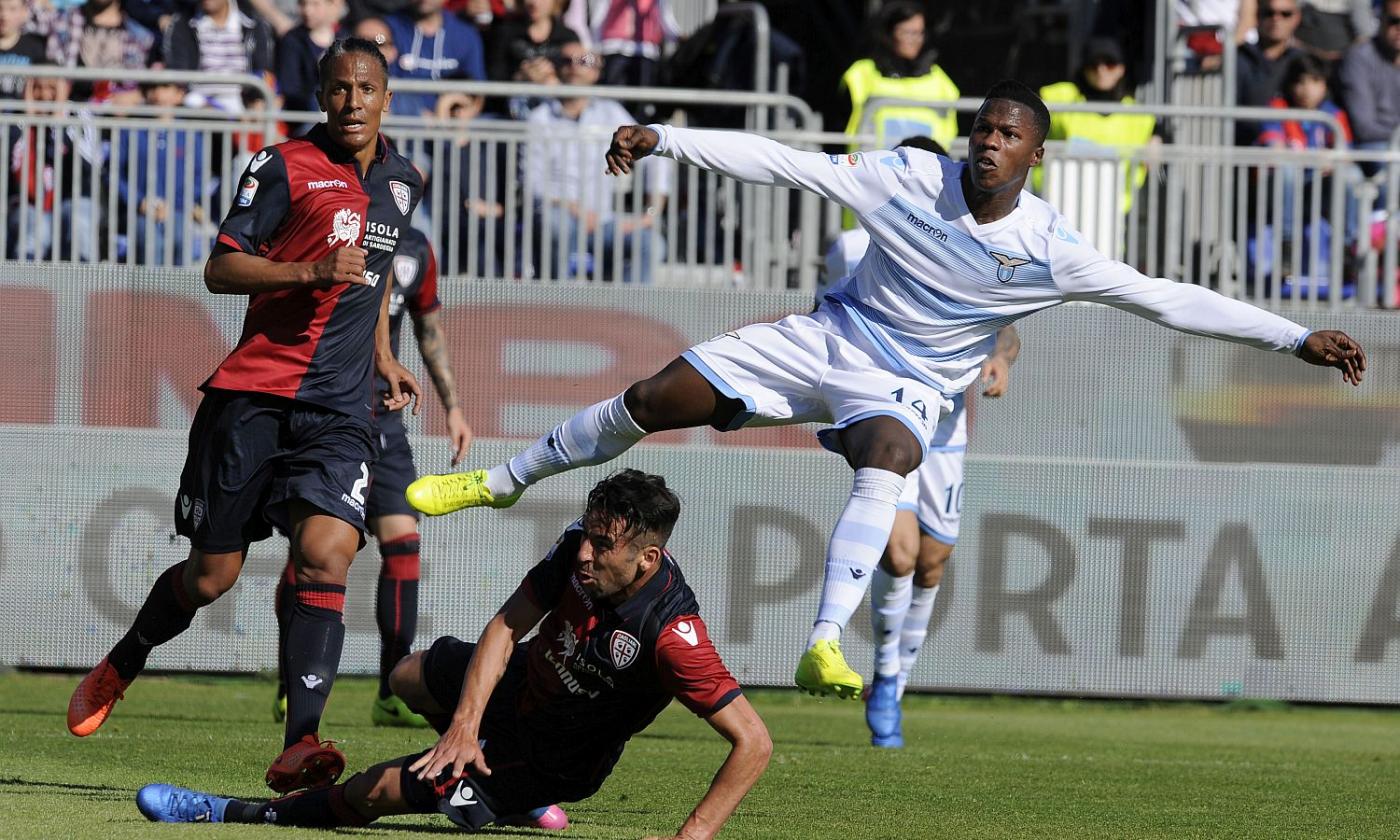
<box><xmin>414</xmin><ymin>310</ymin><xmax>460</xmax><ymax>412</ymax></box>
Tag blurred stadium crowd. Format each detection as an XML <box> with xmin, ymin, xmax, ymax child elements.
<box><xmin>3</xmin><ymin>0</ymin><xmax>1400</xmax><ymax>303</ymax></box>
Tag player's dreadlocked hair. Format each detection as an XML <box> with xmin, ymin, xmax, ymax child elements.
<box><xmin>586</xmin><ymin>469</ymin><xmax>682</xmax><ymax>547</ymax></box>
<box><xmin>982</xmin><ymin>79</ymin><xmax>1051</xmax><ymax>145</ymax></box>
<box><xmin>318</xmin><ymin>37</ymin><xmax>391</xmax><ymax>87</ymax></box>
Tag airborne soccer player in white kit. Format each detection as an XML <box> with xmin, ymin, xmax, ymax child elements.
<box><xmin>408</xmin><ymin>80</ymin><xmax>1367</xmax><ymax>700</ymax></box>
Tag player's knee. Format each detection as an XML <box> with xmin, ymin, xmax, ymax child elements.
<box><xmin>388</xmin><ymin>652</ymin><xmax>427</xmax><ymax>703</ymax></box>
<box><xmin>881</xmin><ymin>540</ymin><xmax>917</xmax><ymax>577</ymax></box>
<box><xmin>915</xmin><ymin>543</ymin><xmax>953</xmax><ymax>588</ymax></box>
<box><xmin>622</xmin><ymin>379</ymin><xmax>662</xmax><ymax>431</ymax></box>
<box><xmin>344</xmin><ymin>765</ymin><xmax>403</xmax><ymax>818</ymax></box>
<box><xmin>294</xmin><ymin>543</ymin><xmax>354</xmax><ymax>584</ymax></box>
<box><xmin>188</xmin><ymin>566</ymin><xmax>239</xmax><ymax>606</ymax></box>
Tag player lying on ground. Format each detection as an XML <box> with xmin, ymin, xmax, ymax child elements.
<box><xmin>135</xmin><ymin>470</ymin><xmax>772</xmax><ymax>840</ymax></box>
<box><xmin>273</xmin><ymin>229</ymin><xmax>473</xmax><ymax>732</ymax></box>
<box><xmin>69</xmin><ymin>37</ymin><xmax>424</xmax><ymax>793</ymax></box>
<box><xmin>405</xmin><ymin>80</ymin><xmax>1366</xmax><ymax>703</ymax></box>
<box><xmin>866</xmin><ymin>325</ymin><xmax>1018</xmax><ymax>748</ymax></box>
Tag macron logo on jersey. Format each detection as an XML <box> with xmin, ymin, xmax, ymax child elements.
<box><xmin>672</xmin><ymin>621</ymin><xmax>699</xmax><ymax>646</ymax></box>
<box><xmin>249</xmin><ymin>150</ymin><xmax>271</xmax><ymax>173</ymax></box>
<box><xmin>327</xmin><ymin>208</ymin><xmax>362</xmax><ymax>246</ymax></box>
<box><xmin>307</xmin><ymin>178</ymin><xmax>349</xmax><ymax>190</ymax></box>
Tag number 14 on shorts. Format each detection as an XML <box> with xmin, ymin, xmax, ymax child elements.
<box><xmin>890</xmin><ymin>387</ymin><xmax>930</xmax><ymax>425</ymax></box>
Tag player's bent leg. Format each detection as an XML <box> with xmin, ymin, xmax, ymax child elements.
<box><xmin>386</xmin><ymin>650</ymin><xmax>448</xmax><ymax>719</ymax></box>
<box><xmin>408</xmin><ymin>357</ymin><xmax>737</xmax><ymax>517</ymax></box>
<box><xmin>71</xmin><ymin>548</ymin><xmax>245</xmax><ymax>737</ymax></box>
<box><xmin>371</xmin><ymin>514</ymin><xmax>429</xmax><ymax>728</ymax></box>
<box><xmin>797</xmin><ymin>418</ymin><xmax>920</xmax><ymax>700</ymax></box>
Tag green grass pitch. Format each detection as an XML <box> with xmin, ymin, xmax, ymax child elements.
<box><xmin>2</xmin><ymin>671</ymin><xmax>1398</xmax><ymax>839</ymax></box>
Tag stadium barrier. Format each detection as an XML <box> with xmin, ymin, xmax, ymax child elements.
<box><xmin>6</xmin><ymin>65</ymin><xmax>1397</xmax><ymax>308</ymax></box>
<box><xmin>2</xmin><ymin>263</ymin><xmax>1399</xmax><ymax>703</ymax></box>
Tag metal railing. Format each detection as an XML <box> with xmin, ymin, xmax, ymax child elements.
<box><xmin>6</xmin><ymin>67</ymin><xmax>1400</xmax><ymax>307</ymax></box>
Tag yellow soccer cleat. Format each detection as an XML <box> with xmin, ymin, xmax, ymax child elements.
<box><xmin>794</xmin><ymin>639</ymin><xmax>864</xmax><ymax>700</ymax></box>
<box><xmin>406</xmin><ymin>469</ymin><xmax>520</xmax><ymax>516</ymax></box>
<box><xmin>372</xmin><ymin>694</ymin><xmax>430</xmax><ymax>728</ymax></box>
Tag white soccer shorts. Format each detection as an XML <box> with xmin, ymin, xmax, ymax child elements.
<box><xmin>681</xmin><ymin>307</ymin><xmax>952</xmax><ymax>456</ymax></box>
<box><xmin>897</xmin><ymin>445</ymin><xmax>965</xmax><ymax>545</ymax></box>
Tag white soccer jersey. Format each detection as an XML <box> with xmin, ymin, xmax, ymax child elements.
<box><xmin>650</xmin><ymin>125</ymin><xmax>1310</xmax><ymax>398</ymax></box>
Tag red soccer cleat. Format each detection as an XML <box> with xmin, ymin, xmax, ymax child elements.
<box><xmin>67</xmin><ymin>656</ymin><xmax>132</xmax><ymax>737</ymax></box>
<box><xmin>265</xmin><ymin>734</ymin><xmax>346</xmax><ymax>793</ymax></box>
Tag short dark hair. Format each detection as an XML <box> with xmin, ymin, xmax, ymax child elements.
<box><xmin>1281</xmin><ymin>53</ymin><xmax>1329</xmax><ymax>93</ymax></box>
<box><xmin>895</xmin><ymin>135</ymin><xmax>948</xmax><ymax>156</ymax></box>
<box><xmin>982</xmin><ymin>79</ymin><xmax>1051</xmax><ymax>145</ymax></box>
<box><xmin>585</xmin><ymin>469</ymin><xmax>681</xmax><ymax>547</ymax></box>
<box><xmin>318</xmin><ymin>37</ymin><xmax>390</xmax><ymax>88</ymax></box>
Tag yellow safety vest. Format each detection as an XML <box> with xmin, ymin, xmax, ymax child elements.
<box><xmin>1035</xmin><ymin>81</ymin><xmax>1156</xmax><ymax>212</ymax></box>
<box><xmin>840</xmin><ymin>58</ymin><xmax>960</xmax><ymax>151</ymax></box>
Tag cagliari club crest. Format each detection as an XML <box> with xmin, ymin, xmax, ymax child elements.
<box><xmin>393</xmin><ymin>254</ymin><xmax>419</xmax><ymax>287</ymax></box>
<box><xmin>389</xmin><ymin>180</ymin><xmax>411</xmax><ymax>216</ymax></box>
<box><xmin>610</xmin><ymin>630</ymin><xmax>640</xmax><ymax>669</ymax></box>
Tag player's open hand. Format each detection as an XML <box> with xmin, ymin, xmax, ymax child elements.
<box><xmin>605</xmin><ymin>125</ymin><xmax>659</xmax><ymax>176</ymax></box>
<box><xmin>409</xmin><ymin>721</ymin><xmax>490</xmax><ymax>782</ymax></box>
<box><xmin>980</xmin><ymin>356</ymin><xmax>1012</xmax><ymax>397</ymax></box>
<box><xmin>447</xmin><ymin>407</ymin><xmax>473</xmax><ymax>466</ymax></box>
<box><xmin>1297</xmin><ymin>330</ymin><xmax>1367</xmax><ymax>386</ymax></box>
<box><xmin>378</xmin><ymin>355</ymin><xmax>422</xmax><ymax>414</ymax></box>
<box><xmin>311</xmin><ymin>246</ymin><xmax>370</xmax><ymax>286</ymax></box>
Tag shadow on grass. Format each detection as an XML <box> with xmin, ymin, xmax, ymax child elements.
<box><xmin>0</xmin><ymin>775</ymin><xmax>132</xmax><ymax>803</ymax></box>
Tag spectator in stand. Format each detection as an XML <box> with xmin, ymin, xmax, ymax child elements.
<box><xmin>836</xmin><ymin>0</ymin><xmax>959</xmax><ymax>153</ymax></box>
<box><xmin>487</xmin><ymin>0</ymin><xmax>578</xmax><ymax>84</ymax></box>
<box><xmin>1036</xmin><ymin>37</ymin><xmax>1158</xmax><ymax>215</ymax></box>
<box><xmin>7</xmin><ymin>64</ymin><xmax>105</xmax><ymax>261</ymax></box>
<box><xmin>1178</xmin><ymin>0</ymin><xmax>1256</xmax><ymax>72</ymax></box>
<box><xmin>438</xmin><ymin>91</ymin><xmax>510</xmax><ymax>276</ymax></box>
<box><xmin>487</xmin><ymin>0</ymin><xmax>578</xmax><ymax>119</ymax></box>
<box><xmin>278</xmin><ymin>0</ymin><xmax>346</xmax><ymax>118</ymax></box>
<box><xmin>563</xmin><ymin>0</ymin><xmax>678</xmax><ymax>88</ymax></box>
<box><xmin>117</xmin><ymin>80</ymin><xmax>216</xmax><ymax>265</ymax></box>
<box><xmin>1296</xmin><ymin>0</ymin><xmax>1376</xmax><ymax>63</ymax></box>
<box><xmin>1339</xmin><ymin>0</ymin><xmax>1400</xmax><ymax>163</ymax></box>
<box><xmin>461</xmin><ymin>0</ymin><xmax>515</xmax><ymax>33</ymax></box>
<box><xmin>45</xmin><ymin>0</ymin><xmax>156</xmax><ymax>105</ymax></box>
<box><xmin>385</xmin><ymin>0</ymin><xmax>486</xmax><ymax>118</ymax></box>
<box><xmin>1238</xmin><ymin>0</ymin><xmax>1306</xmax><ymax>143</ymax></box>
<box><xmin>0</xmin><ymin>0</ymin><xmax>47</xmax><ymax>100</ymax></box>
<box><xmin>124</xmin><ymin>0</ymin><xmax>297</xmax><ymax>39</ymax></box>
<box><xmin>523</xmin><ymin>41</ymin><xmax>670</xmax><ymax>283</ymax></box>
<box><xmin>1258</xmin><ymin>53</ymin><xmax>1362</xmax><ymax>244</ymax></box>
<box><xmin>160</xmin><ymin>0</ymin><xmax>276</xmax><ymax>113</ymax></box>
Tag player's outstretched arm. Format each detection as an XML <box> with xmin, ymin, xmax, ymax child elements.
<box><xmin>644</xmin><ymin>696</ymin><xmax>772</xmax><ymax>840</ymax></box>
<box><xmin>409</xmin><ymin>588</ymin><xmax>544</xmax><ymax>783</ymax></box>
<box><xmin>1051</xmin><ymin>232</ymin><xmax>1367</xmax><ymax>385</ymax></box>
<box><xmin>203</xmin><ymin>244</ymin><xmax>371</xmax><ymax>294</ymax></box>
<box><xmin>606</xmin><ymin>124</ymin><xmax>900</xmax><ymax>216</ymax></box>
<box><xmin>412</xmin><ymin>309</ymin><xmax>472</xmax><ymax>464</ymax></box>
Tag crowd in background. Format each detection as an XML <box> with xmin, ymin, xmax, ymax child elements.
<box><xmin>3</xmin><ymin>0</ymin><xmax>1400</xmax><ymax>287</ymax></box>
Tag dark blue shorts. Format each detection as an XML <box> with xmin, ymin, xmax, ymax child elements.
<box><xmin>409</xmin><ymin>636</ymin><xmax>604</xmax><ymax>828</ymax></box>
<box><xmin>175</xmin><ymin>389</ymin><xmax>375</xmax><ymax>553</ymax></box>
<box><xmin>367</xmin><ymin>415</ymin><xmax>418</xmax><ymax>521</ymax></box>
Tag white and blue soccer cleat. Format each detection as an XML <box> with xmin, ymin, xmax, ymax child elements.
<box><xmin>136</xmin><ymin>783</ymin><xmax>231</xmax><ymax>823</ymax></box>
<box><xmin>864</xmin><ymin>673</ymin><xmax>904</xmax><ymax>748</ymax></box>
